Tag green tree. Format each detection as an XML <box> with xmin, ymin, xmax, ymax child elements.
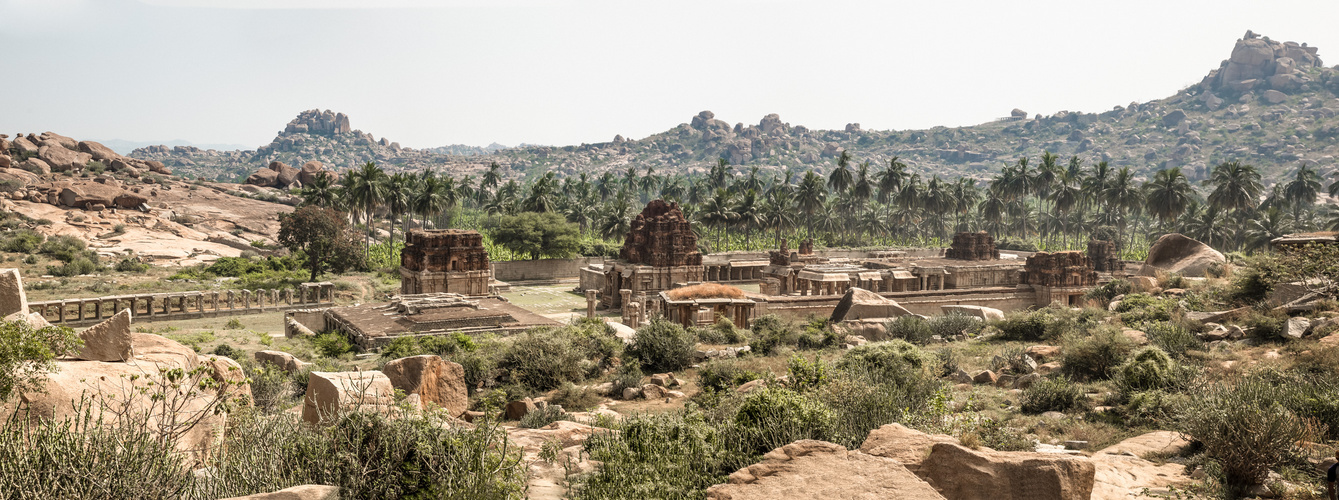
<box><xmin>1284</xmin><ymin>163</ymin><xmax>1322</xmax><ymax>225</ymax></box>
<box><xmin>0</xmin><ymin>320</ymin><xmax>81</xmax><ymax>402</ymax></box>
<box><xmin>828</xmin><ymin>151</ymin><xmax>854</xmax><ymax>194</ymax></box>
<box><xmin>278</xmin><ymin>206</ymin><xmax>363</xmax><ymax>283</ymax></box>
<box><xmin>796</xmin><ymin>170</ymin><xmax>827</xmax><ymax>240</ymax></box>
<box><xmin>1205</xmin><ymin>161</ymin><xmax>1263</xmax><ymax>213</ymax></box>
<box><xmin>490</xmin><ymin>212</ymin><xmax>581</xmax><ymax>260</ymax></box>
<box><xmin>1146</xmin><ymin>167</ymin><xmax>1193</xmax><ymax>229</ymax></box>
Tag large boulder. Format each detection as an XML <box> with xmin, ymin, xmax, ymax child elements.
<box><xmin>38</xmin><ymin>145</ymin><xmax>92</xmax><ymax>172</ymax></box>
<box><xmin>298</xmin><ymin>161</ymin><xmax>332</xmax><ymax>185</ymax></box>
<box><xmin>58</xmin><ymin>183</ymin><xmax>124</xmax><ymax>209</ymax></box>
<box><xmin>219</xmin><ymin>485</ymin><xmax>340</xmax><ymax>500</ymax></box>
<box><xmin>268</xmin><ymin>161</ymin><xmax>301</xmax><ymax>188</ymax></box>
<box><xmin>0</xmin><ymin>268</ymin><xmax>28</xmax><ymax>317</ymax></box>
<box><xmin>254</xmin><ymin>350</ymin><xmax>309</xmax><ymax>373</ymax></box>
<box><xmin>113</xmin><ymin>192</ymin><xmax>149</xmax><ymax>209</ymax></box>
<box><xmin>1138</xmin><ymin>233</ymin><xmax>1225</xmax><ymax>278</ymax></box>
<box><xmin>706</xmin><ymin>440</ymin><xmax>945</xmax><ymax>500</ymax></box>
<box><xmin>38</xmin><ymin>132</ymin><xmax>78</xmax><ymax>150</ymax></box>
<box><xmin>202</xmin><ymin>355</ymin><xmax>252</xmax><ymax>403</ymax></box>
<box><xmin>77</xmin><ymin>141</ymin><xmax>122</xmax><ymax>162</ymax></box>
<box><xmin>381</xmin><ymin>354</ymin><xmax>468</xmax><ymax>416</ymax></box>
<box><xmin>0</xmin><ymin>155</ymin><xmax>10</xmax><ymax>169</ymax></box>
<box><xmin>302</xmin><ymin>371</ymin><xmax>396</xmax><ymax>425</ymax></box>
<box><xmin>18</xmin><ymin>158</ymin><xmax>51</xmax><ymax>175</ymax></box>
<box><xmin>940</xmin><ymin>305</ymin><xmax>1004</xmax><ymax>321</ymax></box>
<box><xmin>11</xmin><ymin>136</ymin><xmax>39</xmax><ymax>155</ymax></box>
<box><xmin>830</xmin><ymin>287</ymin><xmax>914</xmax><ymax>322</ymax></box>
<box><xmin>246</xmin><ymin>168</ymin><xmax>279</xmax><ymax>187</ymax></box>
<box><xmin>859</xmin><ymin>423</ymin><xmax>960</xmax><ymax>474</ymax></box>
<box><xmin>74</xmin><ymin>309</ymin><xmax>133</xmax><ymax>362</ymax></box>
<box><xmin>915</xmin><ymin>443</ymin><xmax>1094</xmax><ymax>500</ymax></box>
<box><xmin>1091</xmin><ymin>432</ymin><xmax>1194</xmax><ymax>499</ymax></box>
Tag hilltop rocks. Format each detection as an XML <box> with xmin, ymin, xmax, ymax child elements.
<box><xmin>1138</xmin><ymin>233</ymin><xmax>1225</xmax><ymax>278</ymax></box>
<box><xmin>691</xmin><ymin>110</ymin><xmax>732</xmax><ymax>133</ymax></box>
<box><xmin>246</xmin><ymin>160</ymin><xmax>331</xmax><ymax>189</ymax></box>
<box><xmin>286</xmin><ymin>109</ymin><xmax>352</xmax><ymax>136</ymax></box>
<box><xmin>1263</xmin><ymin>89</ymin><xmax>1288</xmax><ymax>104</ymax></box>
<box><xmin>1210</xmin><ymin>31</ymin><xmax>1323</xmax><ymax>94</ymax></box>
<box><xmin>381</xmin><ymin>355</ymin><xmax>468</xmax><ymax>416</ymax></box>
<box><xmin>77</xmin><ymin>141</ymin><xmax>121</xmax><ymax>162</ymax></box>
<box><xmin>245</xmin><ymin>168</ymin><xmax>279</xmax><ymax>187</ymax></box>
<box><xmin>298</xmin><ymin>160</ymin><xmax>333</xmax><ymax>185</ymax></box>
<box><xmin>706</xmin><ymin>440</ymin><xmax>945</xmax><ymax>500</ymax></box>
<box><xmin>39</xmin><ymin>144</ymin><xmax>92</xmax><ymax>172</ymax></box>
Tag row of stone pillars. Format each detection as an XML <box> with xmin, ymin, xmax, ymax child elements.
<box><xmin>705</xmin><ymin>265</ymin><xmax>763</xmax><ymax>282</ymax></box>
<box><xmin>794</xmin><ymin>279</ymin><xmax>850</xmax><ymax>296</ymax></box>
<box><xmin>30</xmin><ymin>283</ymin><xmax>336</xmax><ymax>325</ymax></box>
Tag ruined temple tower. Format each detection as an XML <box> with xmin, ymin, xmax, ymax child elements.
<box><xmin>399</xmin><ymin>229</ymin><xmax>492</xmax><ymax>296</ymax></box>
<box><xmin>600</xmin><ymin>200</ymin><xmax>705</xmax><ymax>308</ymax></box>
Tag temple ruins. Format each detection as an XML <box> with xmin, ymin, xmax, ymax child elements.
<box><xmin>589</xmin><ymin>200</ymin><xmax>705</xmax><ymax>310</ymax></box>
<box><xmin>322</xmin><ymin>293</ymin><xmax>558</xmax><ymax>350</ymax></box>
<box><xmin>399</xmin><ymin>229</ymin><xmax>493</xmax><ymax>296</ymax></box>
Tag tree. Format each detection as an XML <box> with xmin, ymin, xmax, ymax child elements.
<box><xmin>384</xmin><ymin>173</ymin><xmax>411</xmax><ymax>248</ymax></box>
<box><xmin>796</xmin><ymin>170</ymin><xmax>827</xmax><ymax>240</ymax></box>
<box><xmin>490</xmin><ymin>212</ymin><xmax>581</xmax><ymax>260</ymax></box>
<box><xmin>344</xmin><ymin>161</ymin><xmax>388</xmax><ymax>255</ymax></box>
<box><xmin>828</xmin><ymin>151</ymin><xmax>853</xmax><ymax>194</ymax></box>
<box><xmin>1283</xmin><ymin>163</ymin><xmax>1322</xmax><ymax>224</ymax></box>
<box><xmin>1146</xmin><ymin>167</ymin><xmax>1193</xmax><ymax>229</ymax></box>
<box><xmin>1205</xmin><ymin>161</ymin><xmax>1263</xmax><ymax>213</ymax></box>
<box><xmin>0</xmin><ymin>320</ymin><xmax>81</xmax><ymax>403</ymax></box>
<box><xmin>298</xmin><ymin>172</ymin><xmax>339</xmax><ymax>208</ymax></box>
<box><xmin>278</xmin><ymin>206</ymin><xmax>363</xmax><ymax>282</ymax></box>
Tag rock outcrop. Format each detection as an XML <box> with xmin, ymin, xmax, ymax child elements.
<box><xmin>219</xmin><ymin>485</ymin><xmax>341</xmax><ymax>500</ymax></box>
<box><xmin>381</xmin><ymin>354</ymin><xmax>468</xmax><ymax>417</ymax></box>
<box><xmin>830</xmin><ymin>287</ymin><xmax>914</xmax><ymax>322</ymax></box>
<box><xmin>1138</xmin><ymin>233</ymin><xmax>1225</xmax><ymax>278</ymax></box>
<box><xmin>1208</xmin><ymin>30</ymin><xmax>1323</xmax><ymax>94</ymax></box>
<box><xmin>74</xmin><ymin>309</ymin><xmax>133</xmax><ymax>362</ymax></box>
<box><xmin>706</xmin><ymin>440</ymin><xmax>945</xmax><ymax>500</ymax></box>
<box><xmin>302</xmin><ymin>371</ymin><xmax>396</xmax><ymax>425</ymax></box>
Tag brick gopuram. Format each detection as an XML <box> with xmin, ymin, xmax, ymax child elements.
<box><xmin>1087</xmin><ymin>240</ymin><xmax>1124</xmax><ymax>273</ymax></box>
<box><xmin>945</xmin><ymin>232</ymin><xmax>999</xmax><ymax>261</ymax></box>
<box><xmin>399</xmin><ymin>229</ymin><xmax>492</xmax><ymax>296</ymax></box>
<box><xmin>1020</xmin><ymin>251</ymin><xmax>1097</xmax><ymax>306</ymax></box>
<box><xmin>599</xmin><ymin>200</ymin><xmax>705</xmax><ymax>309</ymax></box>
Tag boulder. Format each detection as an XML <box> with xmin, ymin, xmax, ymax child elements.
<box><xmin>0</xmin><ymin>155</ymin><xmax>10</xmax><ymax>169</ymax></box>
<box><xmin>972</xmin><ymin>370</ymin><xmax>998</xmax><ymax>385</ymax></box>
<box><xmin>642</xmin><ymin>383</ymin><xmax>669</xmax><ymax>400</ymax></box>
<box><xmin>74</xmin><ymin>309</ymin><xmax>133</xmax><ymax>362</ymax></box>
<box><xmin>1161</xmin><ymin>110</ymin><xmax>1186</xmax><ymax>127</ymax></box>
<box><xmin>380</xmin><ymin>355</ymin><xmax>468</xmax><ymax>416</ymax></box>
<box><xmin>1025</xmin><ymin>345</ymin><xmax>1061</xmax><ymax>362</ymax></box>
<box><xmin>58</xmin><ymin>183</ymin><xmax>124</xmax><ymax>209</ymax></box>
<box><xmin>1129</xmin><ymin>276</ymin><xmax>1159</xmax><ymax>293</ymax></box>
<box><xmin>649</xmin><ymin>372</ymin><xmax>682</xmax><ymax>387</ymax></box>
<box><xmin>298</xmin><ymin>161</ymin><xmax>331</xmax><ymax>185</ymax></box>
<box><xmin>1036</xmin><ymin>362</ymin><xmax>1062</xmax><ymax>375</ymax></box>
<box><xmin>18</xmin><ymin>158</ymin><xmax>51</xmax><ymax>175</ymax></box>
<box><xmin>269</xmin><ymin>161</ymin><xmax>301</xmax><ymax>187</ymax></box>
<box><xmin>1091</xmin><ymin>432</ymin><xmax>1194</xmax><ymax>499</ymax></box>
<box><xmin>144</xmin><ymin>160</ymin><xmax>170</xmax><ymax>175</ymax></box>
<box><xmin>131</xmin><ymin>332</ymin><xmax>201</xmax><ymax>369</ymax></box>
<box><xmin>504</xmin><ymin>398</ymin><xmax>537</xmax><ymax>420</ymax></box>
<box><xmin>1121</xmin><ymin>330</ymin><xmax>1148</xmax><ymax>345</ymax></box>
<box><xmin>113</xmin><ymin>192</ymin><xmax>149</xmax><ymax>209</ymax></box>
<box><xmin>38</xmin><ymin>145</ymin><xmax>92</xmax><ymax>172</ymax></box>
<box><xmin>77</xmin><ymin>141</ymin><xmax>122</xmax><ymax>162</ymax></box>
<box><xmin>11</xmin><ymin>136</ymin><xmax>39</xmax><ymax>155</ymax></box>
<box><xmin>0</xmin><ymin>269</ymin><xmax>28</xmax><ymax>317</ymax></box>
<box><xmin>834</xmin><ymin>319</ymin><xmax>890</xmax><ymax>341</ymax></box>
<box><xmin>245</xmin><ymin>168</ymin><xmax>279</xmax><ymax>187</ymax></box>
<box><xmin>706</xmin><ymin>440</ymin><xmax>945</xmax><ymax>500</ymax></box>
<box><xmin>1138</xmin><ymin>233</ymin><xmax>1225</xmax><ymax>278</ymax></box>
<box><xmin>916</xmin><ymin>443</ymin><xmax>1094</xmax><ymax>500</ymax></box>
<box><xmin>1262</xmin><ymin>89</ymin><xmax>1288</xmax><ymax>104</ymax></box>
<box><xmin>254</xmin><ymin>350</ymin><xmax>309</xmax><ymax>373</ymax></box>
<box><xmin>830</xmin><ymin>287</ymin><xmax>914</xmax><ymax>322</ymax></box>
<box><xmin>940</xmin><ymin>305</ymin><xmax>1004</xmax><ymax>321</ymax></box>
<box><xmin>219</xmin><ymin>485</ymin><xmax>340</xmax><ymax>500</ymax></box>
<box><xmin>1096</xmin><ymin>431</ymin><xmax>1191</xmax><ymax>458</ymax></box>
<box><xmin>38</xmin><ymin>132</ymin><xmax>78</xmax><ymax>150</ymax></box>
<box><xmin>860</xmin><ymin>423</ymin><xmax>960</xmax><ymax>474</ymax></box>
<box><xmin>202</xmin><ymin>355</ymin><xmax>252</xmax><ymax>402</ymax></box>
<box><xmin>1283</xmin><ymin>317</ymin><xmax>1310</xmax><ymax>339</ymax></box>
<box><xmin>302</xmin><ymin>371</ymin><xmax>395</xmax><ymax>425</ymax></box>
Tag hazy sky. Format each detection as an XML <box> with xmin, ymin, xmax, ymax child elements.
<box><xmin>2</xmin><ymin>0</ymin><xmax>1337</xmax><ymax>150</ymax></box>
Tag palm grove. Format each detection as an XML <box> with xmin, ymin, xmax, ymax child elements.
<box><xmin>294</xmin><ymin>152</ymin><xmax>1334</xmax><ymax>264</ymax></box>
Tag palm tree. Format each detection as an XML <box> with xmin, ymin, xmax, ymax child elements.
<box><xmin>298</xmin><ymin>171</ymin><xmax>338</xmax><ymax>208</ymax></box>
<box><xmin>979</xmin><ymin>187</ymin><xmax>1008</xmax><ymax>237</ymax></box>
<box><xmin>921</xmin><ymin>176</ymin><xmax>954</xmax><ymax>239</ymax></box>
<box><xmin>1146</xmin><ymin>167</ymin><xmax>1193</xmax><ymax>229</ymax></box>
<box><xmin>345</xmin><ymin>161</ymin><xmax>388</xmax><ymax>255</ymax></box>
<box><xmin>710</xmin><ymin>158</ymin><xmax>731</xmax><ymax>191</ymax></box>
<box><xmin>1243</xmin><ymin>206</ymin><xmax>1293</xmax><ymax>251</ymax></box>
<box><xmin>700</xmin><ymin>188</ymin><xmax>739</xmax><ymax>250</ymax></box>
<box><xmin>828</xmin><ymin>151</ymin><xmax>854</xmax><ymax>194</ymax></box>
<box><xmin>796</xmin><ymin>170</ymin><xmax>827</xmax><ymax>240</ymax></box>
<box><xmin>1205</xmin><ymin>161</ymin><xmax>1263</xmax><ymax>213</ymax></box>
<box><xmin>851</xmin><ymin>161</ymin><xmax>873</xmax><ymax>204</ymax></box>
<box><xmin>1104</xmin><ymin>167</ymin><xmax>1143</xmax><ymax>251</ymax></box>
<box><xmin>735</xmin><ymin>189</ymin><xmax>764</xmax><ymax>249</ymax></box>
<box><xmin>1050</xmin><ymin>174</ymin><xmax>1082</xmax><ymax>248</ymax></box>
<box><xmin>481</xmin><ymin>162</ymin><xmax>501</xmax><ymax>192</ymax></box>
<box><xmin>597</xmin><ymin>193</ymin><xmax>634</xmax><ymax>240</ymax></box>
<box><xmin>411</xmin><ymin>173</ymin><xmax>450</xmax><ymax>231</ymax></box>
<box><xmin>875</xmin><ymin>156</ymin><xmax>908</xmax><ymax>204</ymax></box>
<box><xmin>1283</xmin><ymin>163</ymin><xmax>1322</xmax><ymax>224</ymax></box>
<box><xmin>761</xmin><ymin>188</ymin><xmax>796</xmax><ymax>247</ymax></box>
<box><xmin>383</xmin><ymin>173</ymin><xmax>411</xmax><ymax>248</ymax></box>
<box><xmin>1083</xmin><ymin>161</ymin><xmax>1114</xmax><ymax>212</ymax></box>
<box><xmin>596</xmin><ymin>171</ymin><xmax>616</xmax><ymax>202</ymax></box>
<box><xmin>523</xmin><ymin>172</ymin><xmax>558</xmax><ymax>212</ymax></box>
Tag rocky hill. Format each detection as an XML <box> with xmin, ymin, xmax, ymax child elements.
<box><xmin>134</xmin><ymin>31</ymin><xmax>1339</xmax><ymax>186</ymax></box>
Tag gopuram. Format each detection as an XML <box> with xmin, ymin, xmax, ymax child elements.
<box><xmin>594</xmin><ymin>200</ymin><xmax>705</xmax><ymax>310</ymax></box>
<box><xmin>399</xmin><ymin>229</ymin><xmax>492</xmax><ymax>296</ymax></box>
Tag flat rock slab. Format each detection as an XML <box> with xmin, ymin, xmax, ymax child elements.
<box><xmin>707</xmin><ymin>440</ymin><xmax>945</xmax><ymax>500</ymax></box>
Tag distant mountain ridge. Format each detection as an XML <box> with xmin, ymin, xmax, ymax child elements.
<box><xmin>132</xmin><ymin>31</ymin><xmax>1339</xmax><ymax>186</ymax></box>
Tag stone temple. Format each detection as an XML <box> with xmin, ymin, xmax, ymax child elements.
<box><xmin>590</xmin><ymin>200</ymin><xmax>704</xmax><ymax>310</ymax></box>
<box><xmin>399</xmin><ymin>229</ymin><xmax>492</xmax><ymax>296</ymax></box>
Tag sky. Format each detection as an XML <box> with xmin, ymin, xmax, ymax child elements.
<box><xmin>2</xmin><ymin>0</ymin><xmax>1338</xmax><ymax>151</ymax></box>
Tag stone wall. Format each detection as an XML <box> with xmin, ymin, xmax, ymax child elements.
<box><xmin>29</xmin><ymin>283</ymin><xmax>335</xmax><ymax>327</ymax></box>
<box><xmin>493</xmin><ymin>257</ymin><xmax>605</xmax><ymax>282</ymax></box>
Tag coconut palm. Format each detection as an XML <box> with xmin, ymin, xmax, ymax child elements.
<box><xmin>1283</xmin><ymin>163</ymin><xmax>1322</xmax><ymax>224</ymax></box>
<box><xmin>796</xmin><ymin>170</ymin><xmax>827</xmax><ymax>240</ymax></box>
<box><xmin>875</xmin><ymin>156</ymin><xmax>908</xmax><ymax>204</ymax></box>
<box><xmin>298</xmin><ymin>171</ymin><xmax>339</xmax><ymax>208</ymax></box>
<box><xmin>735</xmin><ymin>189</ymin><xmax>764</xmax><ymax>249</ymax></box>
<box><xmin>383</xmin><ymin>172</ymin><xmax>412</xmax><ymax>248</ymax></box>
<box><xmin>597</xmin><ymin>193</ymin><xmax>634</xmax><ymax>240</ymax></box>
<box><xmin>345</xmin><ymin>161</ymin><xmax>388</xmax><ymax>254</ymax></box>
<box><xmin>700</xmin><ymin>188</ymin><xmax>739</xmax><ymax>250</ymax></box>
<box><xmin>1146</xmin><ymin>167</ymin><xmax>1194</xmax><ymax>229</ymax></box>
<box><xmin>762</xmin><ymin>188</ymin><xmax>796</xmax><ymax>247</ymax></box>
<box><xmin>481</xmin><ymin>162</ymin><xmax>501</xmax><ymax>192</ymax></box>
<box><xmin>1243</xmin><ymin>206</ymin><xmax>1293</xmax><ymax>251</ymax></box>
<box><xmin>1205</xmin><ymin>161</ymin><xmax>1263</xmax><ymax>213</ymax></box>
<box><xmin>851</xmin><ymin>161</ymin><xmax>873</xmax><ymax>204</ymax></box>
<box><xmin>828</xmin><ymin>151</ymin><xmax>854</xmax><ymax>194</ymax></box>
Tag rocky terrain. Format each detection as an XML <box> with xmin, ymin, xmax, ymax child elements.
<box><xmin>0</xmin><ymin>131</ymin><xmax>294</xmax><ymax>266</ymax></box>
<box><xmin>134</xmin><ymin>31</ymin><xmax>1339</xmax><ymax>186</ymax></box>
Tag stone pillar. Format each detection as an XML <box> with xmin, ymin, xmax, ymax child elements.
<box><xmin>197</xmin><ymin>293</ymin><xmax>205</xmax><ymax>312</ymax></box>
<box><xmin>212</xmin><ymin>292</ymin><xmax>220</xmax><ymax>311</ymax></box>
<box><xmin>271</xmin><ymin>289</ymin><xmax>279</xmax><ymax>307</ymax></box>
<box><xmin>283</xmin><ymin>289</ymin><xmax>293</xmax><ymax>305</ymax></box>
<box><xmin>226</xmin><ymin>291</ymin><xmax>235</xmax><ymax>310</ymax></box>
<box><xmin>56</xmin><ymin>302</ymin><xmax>65</xmax><ymax>323</ymax></box>
<box><xmin>585</xmin><ymin>289</ymin><xmax>598</xmax><ymax>319</ymax></box>
<box><xmin>619</xmin><ymin>289</ymin><xmax>632</xmax><ymax>310</ymax></box>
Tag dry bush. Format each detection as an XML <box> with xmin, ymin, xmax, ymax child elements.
<box><xmin>665</xmin><ymin>283</ymin><xmax>744</xmax><ymax>301</ymax></box>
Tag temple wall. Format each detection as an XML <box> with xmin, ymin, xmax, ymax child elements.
<box><xmin>494</xmin><ymin>257</ymin><xmax>606</xmax><ymax>282</ymax></box>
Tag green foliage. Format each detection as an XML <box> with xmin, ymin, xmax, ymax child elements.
<box><xmin>1122</xmin><ymin>389</ymin><xmax>1192</xmax><ymax>428</ymax></box>
<box><xmin>628</xmin><ymin>318</ymin><xmax>695</xmax><ymax>373</ymax></box>
<box><xmin>379</xmin><ymin>332</ymin><xmax>477</xmax><ymax>361</ymax></box>
<box><xmin>695</xmin><ymin>316</ymin><xmax>746</xmax><ymax>345</ymax></box>
<box><xmin>114</xmin><ymin>257</ymin><xmax>150</xmax><ymax>273</ymax></box>
<box><xmin>39</xmin><ymin>235</ymin><xmax>98</xmax><ymax>264</ymax></box>
<box><xmin>696</xmin><ymin>359</ymin><xmax>761</xmax><ymax>393</ymax></box>
<box><xmin>1142</xmin><ymin>321</ymin><xmax>1202</xmax><ymax>357</ymax></box>
<box><xmin>487</xmin><ymin>211</ymin><xmax>582</xmax><ymax>260</ymax></box>
<box><xmin>210</xmin><ymin>343</ymin><xmax>243</xmax><ymax>360</ymax></box>
<box><xmin>610</xmin><ymin>359</ymin><xmax>645</xmax><ymax>397</ymax></box>
<box><xmin>1085</xmin><ymin>278</ymin><xmax>1132</xmax><ymax>304</ymax></box>
<box><xmin>0</xmin><ymin>320</ymin><xmax>82</xmax><ymax>402</ymax></box>
<box><xmin>518</xmin><ymin>404</ymin><xmax>571</xmax><ymax>428</ymax></box>
<box><xmin>1062</xmin><ymin>327</ymin><xmax>1135</xmax><ymax>381</ymax></box>
<box><xmin>885</xmin><ymin>315</ymin><xmax>933</xmax><ymax>344</ymax></box>
<box><xmin>244</xmin><ymin>361</ymin><xmax>299</xmax><ymax>414</ymax></box>
<box><xmin>1116</xmin><ymin>347</ymin><xmax>1180</xmax><ymax>393</ymax></box>
<box><xmin>835</xmin><ymin>340</ymin><xmax>935</xmax><ymax>386</ymax></box>
<box><xmin>576</xmin><ymin>238</ymin><xmax>621</xmax><ymax>258</ymax></box>
<box><xmin>499</xmin><ymin>324</ymin><xmax>618</xmax><ymax>392</ymax></box>
<box><xmin>1179</xmin><ymin>374</ymin><xmax>1325</xmax><ymax>491</ymax></box>
<box><xmin>277</xmin><ymin>206</ymin><xmax>364</xmax><ymax>282</ymax></box>
<box><xmin>992</xmin><ymin>309</ymin><xmax>1051</xmax><ymax>341</ymax></box>
<box><xmin>47</xmin><ymin>256</ymin><xmax>99</xmax><ymax>277</ymax></box>
<box><xmin>575</xmin><ymin>410</ymin><xmax>733</xmax><ymax>499</ymax></box>
<box><xmin>312</xmin><ymin>332</ymin><xmax>353</xmax><ymax>358</ymax></box>
<box><xmin>1113</xmin><ymin>293</ymin><xmax>1177</xmax><ymax>325</ymax></box>
<box><xmin>1020</xmin><ymin>375</ymin><xmax>1088</xmax><ymax>414</ymax></box>
<box><xmin>1241</xmin><ymin>310</ymin><xmax>1286</xmax><ymax>338</ymax></box>
<box><xmin>785</xmin><ymin>355</ymin><xmax>829</xmax><ymax>392</ymax></box>
<box><xmin>796</xmin><ymin>317</ymin><xmax>839</xmax><ymax>349</ymax></box>
<box><xmin>733</xmin><ymin>387</ymin><xmax>835</xmax><ymax>454</ymax></box>
<box><xmin>549</xmin><ymin>383</ymin><xmax>603</xmax><ymax>412</ymax></box>
<box><xmin>224</xmin><ymin>318</ymin><xmax>244</xmax><ymax>330</ymax></box>
<box><xmin>927</xmin><ymin>313</ymin><xmax>983</xmax><ymax>339</ymax></box>
<box><xmin>0</xmin><ymin>229</ymin><xmax>44</xmax><ymax>253</ymax></box>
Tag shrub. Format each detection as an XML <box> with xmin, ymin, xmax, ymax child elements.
<box><xmin>47</xmin><ymin>256</ymin><xmax>99</xmax><ymax>277</ymax></box>
<box><xmin>708</xmin><ymin>316</ymin><xmax>745</xmax><ymax>344</ymax></box>
<box><xmin>451</xmin><ymin>342</ymin><xmax>503</xmax><ymax>395</ymax></box>
<box><xmin>0</xmin><ymin>320</ymin><xmax>82</xmax><ymax>402</ymax></box>
<box><xmin>312</xmin><ymin>332</ymin><xmax>353</xmax><ymax>358</ymax></box>
<box><xmin>1020</xmin><ymin>375</ymin><xmax>1087</xmax><ymax>414</ymax></box>
<box><xmin>816</xmin><ymin>371</ymin><xmax>948</xmax><ymax>448</ymax></box>
<box><xmin>1180</xmin><ymin>375</ymin><xmax>1324</xmax><ymax>492</ymax></box>
<box><xmin>1116</xmin><ymin>347</ymin><xmax>1180</xmax><ymax>393</ymax></box>
<box><xmin>733</xmin><ymin>387</ymin><xmax>835</xmax><ymax>454</ymax></box>
<box><xmin>1143</xmin><ymin>321</ymin><xmax>1202</xmax><ymax>357</ymax></box>
<box><xmin>786</xmin><ymin>355</ymin><xmax>829</xmax><ymax>392</ymax></box>
<box><xmin>499</xmin><ymin>327</ymin><xmax>593</xmax><ymax>391</ymax></box>
<box><xmin>211</xmin><ymin>343</ymin><xmax>243</xmax><ymax>360</ymax></box>
<box><xmin>1123</xmin><ymin>389</ymin><xmax>1192</xmax><ymax>428</ymax></box>
<box><xmin>628</xmin><ymin>318</ymin><xmax>695</xmax><ymax>373</ymax></box>
<box><xmin>747</xmin><ymin>314</ymin><xmax>801</xmax><ymax>355</ymax></box>
<box><xmin>549</xmin><ymin>383</ymin><xmax>602</xmax><ymax>412</ymax></box>
<box><xmin>224</xmin><ymin>318</ymin><xmax>245</xmax><ymax>330</ymax></box>
<box><xmin>1241</xmin><ymin>310</ymin><xmax>1286</xmax><ymax>338</ymax></box>
<box><xmin>926</xmin><ymin>313</ymin><xmax>982</xmax><ymax>339</ymax></box>
<box><xmin>1062</xmin><ymin>327</ymin><xmax>1134</xmax><ymax>381</ymax></box>
<box><xmin>39</xmin><ymin>235</ymin><xmax>91</xmax><ymax>263</ymax></box>
<box><xmin>885</xmin><ymin>315</ymin><xmax>933</xmax><ymax>344</ymax></box>
<box><xmin>836</xmin><ymin>340</ymin><xmax>935</xmax><ymax>387</ymax></box>
<box><xmin>0</xmin><ymin>229</ymin><xmax>43</xmax><ymax>253</ymax></box>
<box><xmin>114</xmin><ymin>257</ymin><xmax>150</xmax><ymax>273</ymax></box>
<box><xmin>575</xmin><ymin>410</ymin><xmax>733</xmax><ymax>499</ymax></box>
<box><xmin>1085</xmin><ymin>278</ymin><xmax>1132</xmax><ymax>305</ymax></box>
<box><xmin>246</xmin><ymin>362</ymin><xmax>298</xmax><ymax>413</ymax></box>
<box><xmin>1113</xmin><ymin>293</ymin><xmax>1177</xmax><ymax>325</ymax></box>
<box><xmin>518</xmin><ymin>404</ymin><xmax>571</xmax><ymax>428</ymax></box>
<box><xmin>992</xmin><ymin>309</ymin><xmax>1051</xmax><ymax>341</ymax></box>
<box><xmin>610</xmin><ymin>359</ymin><xmax>644</xmax><ymax>397</ymax></box>
<box><xmin>696</xmin><ymin>359</ymin><xmax>761</xmax><ymax>393</ymax></box>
